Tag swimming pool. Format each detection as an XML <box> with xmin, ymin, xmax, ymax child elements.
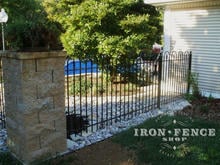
<box><xmin>64</xmin><ymin>59</ymin><xmax>99</xmax><ymax>76</ymax></box>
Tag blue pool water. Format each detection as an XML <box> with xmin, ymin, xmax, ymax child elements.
<box><xmin>64</xmin><ymin>60</ymin><xmax>99</xmax><ymax>76</ymax></box>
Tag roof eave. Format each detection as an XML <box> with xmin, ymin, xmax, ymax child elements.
<box><xmin>144</xmin><ymin>0</ymin><xmax>207</xmax><ymax>6</ymax></box>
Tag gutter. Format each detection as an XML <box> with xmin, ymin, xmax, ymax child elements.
<box><xmin>144</xmin><ymin>0</ymin><xmax>207</xmax><ymax>6</ymax></box>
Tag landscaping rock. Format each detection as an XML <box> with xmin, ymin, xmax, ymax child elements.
<box><xmin>0</xmin><ymin>129</ymin><xmax>7</xmax><ymax>152</ymax></box>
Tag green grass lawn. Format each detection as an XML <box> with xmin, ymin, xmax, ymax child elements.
<box><xmin>112</xmin><ymin>115</ymin><xmax>220</xmax><ymax>165</ymax></box>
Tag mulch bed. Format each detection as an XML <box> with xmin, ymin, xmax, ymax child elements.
<box><xmin>176</xmin><ymin>96</ymin><xmax>220</xmax><ymax>122</ymax></box>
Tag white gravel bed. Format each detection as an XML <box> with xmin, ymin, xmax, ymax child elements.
<box><xmin>66</xmin><ymin>98</ymin><xmax>190</xmax><ymax>151</ymax></box>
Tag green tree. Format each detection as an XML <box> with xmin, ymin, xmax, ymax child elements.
<box><xmin>1</xmin><ymin>0</ymin><xmax>62</xmax><ymax>51</ymax></box>
<box><xmin>43</xmin><ymin>0</ymin><xmax>162</xmax><ymax>80</ymax></box>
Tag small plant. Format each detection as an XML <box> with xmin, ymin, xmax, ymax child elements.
<box><xmin>68</xmin><ymin>74</ymin><xmax>109</xmax><ymax>96</ymax></box>
<box><xmin>184</xmin><ymin>93</ymin><xmax>196</xmax><ymax>102</ymax></box>
<box><xmin>188</xmin><ymin>72</ymin><xmax>201</xmax><ymax>98</ymax></box>
<box><xmin>95</xmin><ymin>83</ymin><xmax>106</xmax><ymax>95</ymax></box>
<box><xmin>69</xmin><ymin>77</ymin><xmax>92</xmax><ymax>96</ymax></box>
<box><xmin>124</xmin><ymin>83</ymin><xmax>134</xmax><ymax>92</ymax></box>
<box><xmin>208</xmin><ymin>94</ymin><xmax>214</xmax><ymax>102</ymax></box>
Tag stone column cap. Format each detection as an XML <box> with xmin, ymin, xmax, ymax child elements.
<box><xmin>0</xmin><ymin>51</ymin><xmax>66</xmax><ymax>60</ymax></box>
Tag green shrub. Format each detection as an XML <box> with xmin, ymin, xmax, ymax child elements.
<box><xmin>43</xmin><ymin>0</ymin><xmax>163</xmax><ymax>80</ymax></box>
<box><xmin>69</xmin><ymin>77</ymin><xmax>92</xmax><ymax>96</ymax></box>
<box><xmin>69</xmin><ymin>76</ymin><xmax>107</xmax><ymax>96</ymax></box>
<box><xmin>208</xmin><ymin>94</ymin><xmax>214</xmax><ymax>102</ymax></box>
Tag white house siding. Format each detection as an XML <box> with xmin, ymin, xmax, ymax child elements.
<box><xmin>166</xmin><ymin>5</ymin><xmax>220</xmax><ymax>97</ymax></box>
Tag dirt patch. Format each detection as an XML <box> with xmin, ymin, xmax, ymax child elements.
<box><xmin>53</xmin><ymin>139</ymin><xmax>139</xmax><ymax>165</ymax></box>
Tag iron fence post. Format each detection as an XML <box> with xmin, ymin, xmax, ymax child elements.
<box><xmin>187</xmin><ymin>51</ymin><xmax>192</xmax><ymax>94</ymax></box>
<box><xmin>157</xmin><ymin>53</ymin><xmax>163</xmax><ymax>109</ymax></box>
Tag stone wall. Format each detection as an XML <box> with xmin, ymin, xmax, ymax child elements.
<box><xmin>1</xmin><ymin>51</ymin><xmax>67</xmax><ymax>164</ymax></box>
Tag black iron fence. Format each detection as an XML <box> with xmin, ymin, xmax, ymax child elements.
<box><xmin>65</xmin><ymin>51</ymin><xmax>192</xmax><ymax>138</ymax></box>
<box><xmin>0</xmin><ymin>56</ymin><xmax>5</xmax><ymax>129</ymax></box>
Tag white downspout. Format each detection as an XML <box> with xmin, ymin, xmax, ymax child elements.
<box><xmin>163</xmin><ymin>8</ymin><xmax>171</xmax><ymax>53</ymax></box>
<box><xmin>162</xmin><ymin>8</ymin><xmax>172</xmax><ymax>80</ymax></box>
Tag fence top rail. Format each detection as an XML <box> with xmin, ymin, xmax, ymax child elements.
<box><xmin>163</xmin><ymin>50</ymin><xmax>192</xmax><ymax>57</ymax></box>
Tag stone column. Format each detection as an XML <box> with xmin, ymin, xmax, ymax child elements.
<box><xmin>1</xmin><ymin>51</ymin><xmax>67</xmax><ymax>164</ymax></box>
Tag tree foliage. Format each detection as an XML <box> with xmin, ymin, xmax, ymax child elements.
<box><xmin>1</xmin><ymin>0</ymin><xmax>62</xmax><ymax>51</ymax></box>
<box><xmin>43</xmin><ymin>0</ymin><xmax>162</xmax><ymax>60</ymax></box>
